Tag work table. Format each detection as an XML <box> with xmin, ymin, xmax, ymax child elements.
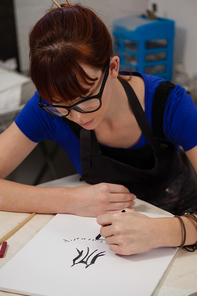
<box><xmin>0</xmin><ymin>174</ymin><xmax>197</xmax><ymax>296</ymax></box>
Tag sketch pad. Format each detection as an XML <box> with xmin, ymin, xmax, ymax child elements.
<box><xmin>0</xmin><ymin>213</ymin><xmax>177</xmax><ymax>296</ymax></box>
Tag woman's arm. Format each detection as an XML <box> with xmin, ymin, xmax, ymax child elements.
<box><xmin>0</xmin><ymin>123</ymin><xmax>135</xmax><ymax>216</ymax></box>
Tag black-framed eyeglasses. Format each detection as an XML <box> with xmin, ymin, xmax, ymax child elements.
<box><xmin>39</xmin><ymin>59</ymin><xmax>110</xmax><ymax>117</ymax></box>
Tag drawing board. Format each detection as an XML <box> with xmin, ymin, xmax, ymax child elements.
<box><xmin>0</xmin><ymin>213</ymin><xmax>177</xmax><ymax>296</ymax></box>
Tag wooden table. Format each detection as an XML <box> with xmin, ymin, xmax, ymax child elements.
<box><xmin>0</xmin><ymin>174</ymin><xmax>197</xmax><ymax>296</ymax></box>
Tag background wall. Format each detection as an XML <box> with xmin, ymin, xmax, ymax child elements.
<box><xmin>13</xmin><ymin>0</ymin><xmax>148</xmax><ymax>74</ymax></box>
<box><xmin>13</xmin><ymin>0</ymin><xmax>52</xmax><ymax>74</ymax></box>
<box><xmin>13</xmin><ymin>0</ymin><xmax>197</xmax><ymax>78</ymax></box>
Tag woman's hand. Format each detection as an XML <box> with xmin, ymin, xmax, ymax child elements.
<box><xmin>69</xmin><ymin>183</ymin><xmax>136</xmax><ymax>217</ymax></box>
<box><xmin>97</xmin><ymin>209</ymin><xmax>165</xmax><ymax>255</ymax></box>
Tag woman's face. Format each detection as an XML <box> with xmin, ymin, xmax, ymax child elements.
<box><xmin>65</xmin><ymin>63</ymin><xmax>113</xmax><ymax>130</ymax></box>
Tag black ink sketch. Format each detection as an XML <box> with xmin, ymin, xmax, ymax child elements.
<box><xmin>63</xmin><ymin>237</ymin><xmax>107</xmax><ymax>244</ymax></box>
<box><xmin>71</xmin><ymin>247</ymin><xmax>106</xmax><ymax>269</ymax></box>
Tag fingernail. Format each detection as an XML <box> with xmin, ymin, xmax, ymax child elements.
<box><xmin>133</xmin><ymin>195</ymin><xmax>137</xmax><ymax>200</ymax></box>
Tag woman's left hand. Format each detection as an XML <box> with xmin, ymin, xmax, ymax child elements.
<box><xmin>97</xmin><ymin>209</ymin><xmax>163</xmax><ymax>255</ymax></box>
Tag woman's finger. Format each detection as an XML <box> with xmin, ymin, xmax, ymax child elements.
<box><xmin>104</xmin><ymin>183</ymin><xmax>131</xmax><ymax>194</ymax></box>
<box><xmin>97</xmin><ymin>213</ymin><xmax>113</xmax><ymax>226</ymax></box>
<box><xmin>107</xmin><ymin>200</ymin><xmax>135</xmax><ymax>211</ymax></box>
<box><xmin>109</xmin><ymin>193</ymin><xmax>136</xmax><ymax>203</ymax></box>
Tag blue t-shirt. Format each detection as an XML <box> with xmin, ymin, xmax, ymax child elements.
<box><xmin>15</xmin><ymin>72</ymin><xmax>197</xmax><ymax>175</ymax></box>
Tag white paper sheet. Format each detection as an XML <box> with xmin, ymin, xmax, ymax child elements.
<box><xmin>0</xmin><ymin>213</ymin><xmax>177</xmax><ymax>296</ymax></box>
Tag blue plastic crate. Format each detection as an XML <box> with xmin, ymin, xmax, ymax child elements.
<box><xmin>113</xmin><ymin>15</ymin><xmax>175</xmax><ymax>80</ymax></box>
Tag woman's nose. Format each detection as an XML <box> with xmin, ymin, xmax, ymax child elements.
<box><xmin>67</xmin><ymin>109</ymin><xmax>84</xmax><ymax>123</ymax></box>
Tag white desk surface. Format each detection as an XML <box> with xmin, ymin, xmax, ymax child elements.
<box><xmin>0</xmin><ymin>174</ymin><xmax>197</xmax><ymax>296</ymax></box>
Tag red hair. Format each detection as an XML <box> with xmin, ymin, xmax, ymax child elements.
<box><xmin>29</xmin><ymin>2</ymin><xmax>113</xmax><ymax>103</ymax></box>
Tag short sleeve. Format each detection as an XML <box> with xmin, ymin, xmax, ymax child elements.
<box><xmin>15</xmin><ymin>91</ymin><xmax>61</xmax><ymax>143</ymax></box>
<box><xmin>163</xmin><ymin>85</ymin><xmax>197</xmax><ymax>151</ymax></box>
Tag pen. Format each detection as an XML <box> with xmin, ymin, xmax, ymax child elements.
<box><xmin>95</xmin><ymin>209</ymin><xmax>126</xmax><ymax>240</ymax></box>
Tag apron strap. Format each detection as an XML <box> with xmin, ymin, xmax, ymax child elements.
<box><xmin>80</xmin><ymin>128</ymin><xmax>91</xmax><ymax>178</ymax></box>
<box><xmin>91</xmin><ymin>130</ymin><xmax>102</xmax><ymax>157</ymax></box>
<box><xmin>117</xmin><ymin>76</ymin><xmax>158</xmax><ymax>151</ymax></box>
<box><xmin>80</xmin><ymin>129</ymin><xmax>102</xmax><ymax>178</ymax></box>
<box><xmin>152</xmin><ymin>81</ymin><xmax>175</xmax><ymax>140</ymax></box>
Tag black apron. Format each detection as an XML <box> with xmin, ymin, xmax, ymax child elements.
<box><xmin>78</xmin><ymin>77</ymin><xmax>197</xmax><ymax>215</ymax></box>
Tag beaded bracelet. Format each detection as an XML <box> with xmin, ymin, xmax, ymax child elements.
<box><xmin>174</xmin><ymin>213</ymin><xmax>197</xmax><ymax>252</ymax></box>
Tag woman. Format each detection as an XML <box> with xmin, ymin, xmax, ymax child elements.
<box><xmin>0</xmin><ymin>1</ymin><xmax>196</xmax><ymax>255</ymax></box>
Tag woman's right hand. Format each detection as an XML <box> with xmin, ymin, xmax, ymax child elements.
<box><xmin>68</xmin><ymin>182</ymin><xmax>136</xmax><ymax>217</ymax></box>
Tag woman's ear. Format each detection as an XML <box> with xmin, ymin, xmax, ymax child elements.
<box><xmin>109</xmin><ymin>56</ymin><xmax>120</xmax><ymax>79</ymax></box>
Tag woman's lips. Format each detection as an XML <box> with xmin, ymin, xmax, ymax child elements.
<box><xmin>79</xmin><ymin>118</ymin><xmax>94</xmax><ymax>127</ymax></box>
